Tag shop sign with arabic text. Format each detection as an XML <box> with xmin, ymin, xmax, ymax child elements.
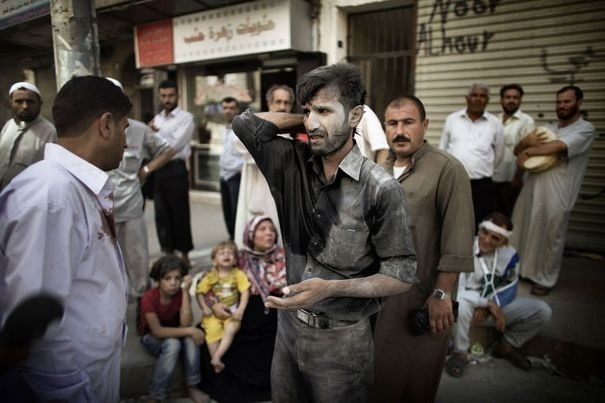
<box><xmin>173</xmin><ymin>0</ymin><xmax>297</xmax><ymax>63</ymax></box>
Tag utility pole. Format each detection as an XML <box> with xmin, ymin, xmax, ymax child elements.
<box><xmin>50</xmin><ymin>0</ymin><xmax>101</xmax><ymax>90</ymax></box>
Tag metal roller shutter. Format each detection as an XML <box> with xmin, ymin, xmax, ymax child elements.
<box><xmin>414</xmin><ymin>0</ymin><xmax>605</xmax><ymax>252</ymax></box>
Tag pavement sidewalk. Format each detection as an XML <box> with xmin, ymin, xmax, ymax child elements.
<box><xmin>120</xmin><ymin>192</ymin><xmax>605</xmax><ymax>402</ymax></box>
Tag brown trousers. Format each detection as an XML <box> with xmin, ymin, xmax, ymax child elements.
<box><xmin>369</xmin><ymin>288</ymin><xmax>450</xmax><ymax>403</ymax></box>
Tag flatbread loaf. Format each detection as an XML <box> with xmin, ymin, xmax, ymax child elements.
<box><xmin>523</xmin><ymin>127</ymin><xmax>559</xmax><ymax>173</ymax></box>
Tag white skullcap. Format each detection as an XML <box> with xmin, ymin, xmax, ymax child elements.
<box><xmin>9</xmin><ymin>82</ymin><xmax>41</xmax><ymax>97</ymax></box>
<box><xmin>105</xmin><ymin>77</ymin><xmax>123</xmax><ymax>90</ymax></box>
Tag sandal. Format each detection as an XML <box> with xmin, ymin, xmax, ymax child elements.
<box><xmin>445</xmin><ymin>354</ymin><xmax>468</xmax><ymax>377</ymax></box>
<box><xmin>492</xmin><ymin>341</ymin><xmax>532</xmax><ymax>371</ymax></box>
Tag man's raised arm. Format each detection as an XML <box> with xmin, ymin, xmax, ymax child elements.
<box><xmin>255</xmin><ymin>112</ymin><xmax>305</xmax><ymax>133</ymax></box>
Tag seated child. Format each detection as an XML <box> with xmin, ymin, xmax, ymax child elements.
<box><xmin>139</xmin><ymin>256</ymin><xmax>209</xmax><ymax>403</ymax></box>
<box><xmin>196</xmin><ymin>240</ymin><xmax>250</xmax><ymax>373</ymax></box>
<box><xmin>446</xmin><ymin>212</ymin><xmax>552</xmax><ymax>377</ymax></box>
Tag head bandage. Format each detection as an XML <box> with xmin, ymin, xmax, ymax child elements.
<box><xmin>479</xmin><ymin>220</ymin><xmax>512</xmax><ymax>239</ymax></box>
<box><xmin>9</xmin><ymin>82</ymin><xmax>41</xmax><ymax>97</ymax></box>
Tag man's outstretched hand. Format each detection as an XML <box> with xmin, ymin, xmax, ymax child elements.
<box><xmin>265</xmin><ymin>278</ymin><xmax>330</xmax><ymax>310</ymax></box>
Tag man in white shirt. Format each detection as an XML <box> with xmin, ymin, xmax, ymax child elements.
<box><xmin>149</xmin><ymin>80</ymin><xmax>195</xmax><ymax>264</ymax></box>
<box><xmin>0</xmin><ymin>76</ymin><xmax>131</xmax><ymax>402</ymax></box>
<box><xmin>439</xmin><ymin>83</ymin><xmax>505</xmax><ymax>226</ymax></box>
<box><xmin>219</xmin><ymin>96</ymin><xmax>243</xmax><ymax>240</ymax></box>
<box><xmin>0</xmin><ymin>82</ymin><xmax>56</xmax><ymax>190</ymax></box>
<box><xmin>493</xmin><ymin>84</ymin><xmax>535</xmax><ymax>217</ymax></box>
<box><xmin>355</xmin><ymin>105</ymin><xmax>390</xmax><ymax>164</ymax></box>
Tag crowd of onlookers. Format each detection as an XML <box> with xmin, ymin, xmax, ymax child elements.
<box><xmin>0</xmin><ymin>63</ymin><xmax>596</xmax><ymax>403</ymax></box>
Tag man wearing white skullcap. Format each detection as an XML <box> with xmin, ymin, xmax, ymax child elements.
<box><xmin>0</xmin><ymin>82</ymin><xmax>56</xmax><ymax>189</ymax></box>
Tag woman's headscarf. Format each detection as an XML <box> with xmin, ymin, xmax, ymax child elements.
<box><xmin>239</xmin><ymin>215</ymin><xmax>287</xmax><ymax>306</ymax></box>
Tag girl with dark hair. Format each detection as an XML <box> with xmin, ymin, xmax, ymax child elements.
<box><xmin>139</xmin><ymin>256</ymin><xmax>209</xmax><ymax>403</ymax></box>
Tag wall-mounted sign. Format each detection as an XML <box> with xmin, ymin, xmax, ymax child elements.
<box><xmin>172</xmin><ymin>0</ymin><xmax>311</xmax><ymax>64</ymax></box>
<box><xmin>0</xmin><ymin>0</ymin><xmax>49</xmax><ymax>30</ymax></box>
<box><xmin>134</xmin><ymin>19</ymin><xmax>174</xmax><ymax>68</ymax></box>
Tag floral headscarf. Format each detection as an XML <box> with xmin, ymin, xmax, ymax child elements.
<box><xmin>238</xmin><ymin>215</ymin><xmax>287</xmax><ymax>306</ymax></box>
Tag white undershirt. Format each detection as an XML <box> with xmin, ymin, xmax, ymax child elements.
<box><xmin>393</xmin><ymin>165</ymin><xmax>407</xmax><ymax>179</ymax></box>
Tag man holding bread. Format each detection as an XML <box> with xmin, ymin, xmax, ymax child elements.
<box><xmin>511</xmin><ymin>85</ymin><xmax>595</xmax><ymax>296</ymax></box>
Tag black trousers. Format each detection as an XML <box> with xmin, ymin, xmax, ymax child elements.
<box><xmin>220</xmin><ymin>173</ymin><xmax>241</xmax><ymax>240</ymax></box>
<box><xmin>153</xmin><ymin>159</ymin><xmax>193</xmax><ymax>253</ymax></box>
<box><xmin>492</xmin><ymin>180</ymin><xmax>521</xmax><ymax>218</ymax></box>
<box><xmin>470</xmin><ymin>177</ymin><xmax>494</xmax><ymax>229</ymax></box>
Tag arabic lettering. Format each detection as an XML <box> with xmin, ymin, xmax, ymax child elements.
<box><xmin>418</xmin><ymin>0</ymin><xmax>499</xmax><ymax>56</ymax></box>
<box><xmin>184</xmin><ymin>28</ymin><xmax>205</xmax><ymax>43</ymax></box>
<box><xmin>209</xmin><ymin>24</ymin><xmax>233</xmax><ymax>42</ymax></box>
<box><xmin>236</xmin><ymin>15</ymin><xmax>276</xmax><ymax>37</ymax></box>
<box><xmin>541</xmin><ymin>46</ymin><xmax>598</xmax><ymax>84</ymax></box>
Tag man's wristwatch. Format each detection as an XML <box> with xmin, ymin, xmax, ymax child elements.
<box><xmin>432</xmin><ymin>288</ymin><xmax>450</xmax><ymax>300</ymax></box>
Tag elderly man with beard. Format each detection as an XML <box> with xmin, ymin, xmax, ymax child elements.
<box><xmin>370</xmin><ymin>96</ymin><xmax>474</xmax><ymax>403</ymax></box>
<box><xmin>511</xmin><ymin>85</ymin><xmax>595</xmax><ymax>295</ymax></box>
<box><xmin>231</xmin><ymin>63</ymin><xmax>416</xmax><ymax>403</ymax></box>
<box><xmin>0</xmin><ymin>82</ymin><xmax>56</xmax><ymax>190</ymax></box>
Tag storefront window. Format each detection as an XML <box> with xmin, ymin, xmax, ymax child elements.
<box><xmin>187</xmin><ymin>70</ymin><xmax>261</xmax><ymax>191</ymax></box>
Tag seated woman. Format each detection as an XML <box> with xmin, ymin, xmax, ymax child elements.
<box><xmin>200</xmin><ymin>215</ymin><xmax>286</xmax><ymax>402</ymax></box>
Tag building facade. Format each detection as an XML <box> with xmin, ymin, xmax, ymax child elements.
<box><xmin>1</xmin><ymin>0</ymin><xmax>603</xmax><ymax>251</ymax></box>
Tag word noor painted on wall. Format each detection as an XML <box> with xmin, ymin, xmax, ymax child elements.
<box><xmin>417</xmin><ymin>0</ymin><xmax>500</xmax><ymax>56</ymax></box>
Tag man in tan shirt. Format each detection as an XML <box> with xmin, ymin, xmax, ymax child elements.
<box><xmin>371</xmin><ymin>95</ymin><xmax>475</xmax><ymax>403</ymax></box>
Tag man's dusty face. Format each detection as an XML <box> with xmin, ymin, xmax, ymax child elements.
<box><xmin>501</xmin><ymin>89</ymin><xmax>522</xmax><ymax>115</ymax></box>
<box><xmin>302</xmin><ymin>87</ymin><xmax>352</xmax><ymax>156</ymax></box>
<box><xmin>159</xmin><ymin>87</ymin><xmax>178</xmax><ymax>112</ymax></box>
<box><xmin>10</xmin><ymin>89</ymin><xmax>41</xmax><ymax>123</ymax></box>
<box><xmin>222</xmin><ymin>101</ymin><xmax>238</xmax><ymax>124</ymax></box>
<box><xmin>268</xmin><ymin>88</ymin><xmax>293</xmax><ymax>113</ymax></box>
<box><xmin>385</xmin><ymin>102</ymin><xmax>428</xmax><ymax>163</ymax></box>
<box><xmin>556</xmin><ymin>89</ymin><xmax>580</xmax><ymax>121</ymax></box>
<box><xmin>466</xmin><ymin>87</ymin><xmax>489</xmax><ymax>116</ymax></box>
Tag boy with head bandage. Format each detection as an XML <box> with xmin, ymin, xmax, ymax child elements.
<box><xmin>446</xmin><ymin>213</ymin><xmax>552</xmax><ymax>377</ymax></box>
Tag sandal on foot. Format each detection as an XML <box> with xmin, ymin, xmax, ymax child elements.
<box><xmin>445</xmin><ymin>354</ymin><xmax>468</xmax><ymax>377</ymax></box>
<box><xmin>493</xmin><ymin>342</ymin><xmax>532</xmax><ymax>371</ymax></box>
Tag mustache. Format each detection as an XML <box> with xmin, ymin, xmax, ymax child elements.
<box><xmin>392</xmin><ymin>134</ymin><xmax>411</xmax><ymax>142</ymax></box>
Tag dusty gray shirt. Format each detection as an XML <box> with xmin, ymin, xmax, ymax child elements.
<box><xmin>109</xmin><ymin>118</ymin><xmax>170</xmax><ymax>221</ymax></box>
<box><xmin>233</xmin><ymin>110</ymin><xmax>416</xmax><ymax>320</ymax></box>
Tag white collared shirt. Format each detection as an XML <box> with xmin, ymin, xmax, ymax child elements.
<box><xmin>219</xmin><ymin>125</ymin><xmax>244</xmax><ymax>180</ymax></box>
<box><xmin>0</xmin><ymin>143</ymin><xmax>127</xmax><ymax>403</ymax></box>
<box><xmin>153</xmin><ymin>106</ymin><xmax>194</xmax><ymax>161</ymax></box>
<box><xmin>354</xmin><ymin>105</ymin><xmax>389</xmax><ymax>161</ymax></box>
<box><xmin>493</xmin><ymin>109</ymin><xmax>535</xmax><ymax>182</ymax></box>
<box><xmin>439</xmin><ymin>108</ymin><xmax>505</xmax><ymax>179</ymax></box>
